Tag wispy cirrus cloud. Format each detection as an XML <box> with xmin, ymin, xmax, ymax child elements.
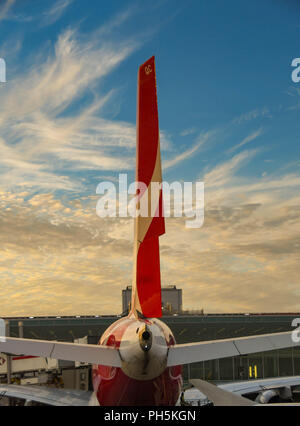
<box><xmin>41</xmin><ymin>0</ymin><xmax>74</xmax><ymax>27</ymax></box>
<box><xmin>180</xmin><ymin>127</ymin><xmax>197</xmax><ymax>137</ymax></box>
<box><xmin>232</xmin><ymin>107</ymin><xmax>272</xmax><ymax>125</ymax></box>
<box><xmin>203</xmin><ymin>149</ymin><xmax>258</xmax><ymax>188</ymax></box>
<box><xmin>0</xmin><ymin>0</ymin><xmax>15</xmax><ymax>21</ymax></box>
<box><xmin>0</xmin><ymin>22</ymin><xmax>140</xmax><ymax>190</ymax></box>
<box><xmin>0</xmin><ymin>0</ymin><xmax>72</xmax><ymax>24</ymax></box>
<box><xmin>0</xmin><ymin>9</ymin><xmax>178</xmax><ymax>191</ymax></box>
<box><xmin>227</xmin><ymin>128</ymin><xmax>263</xmax><ymax>154</ymax></box>
<box><xmin>164</xmin><ymin>131</ymin><xmax>213</xmax><ymax>170</ymax></box>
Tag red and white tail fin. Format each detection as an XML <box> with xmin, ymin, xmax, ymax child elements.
<box><xmin>131</xmin><ymin>56</ymin><xmax>165</xmax><ymax>319</ymax></box>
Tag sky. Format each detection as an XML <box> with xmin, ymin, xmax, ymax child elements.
<box><xmin>0</xmin><ymin>0</ymin><xmax>300</xmax><ymax>316</ymax></box>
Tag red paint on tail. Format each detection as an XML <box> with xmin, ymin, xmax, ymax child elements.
<box><xmin>134</xmin><ymin>56</ymin><xmax>165</xmax><ymax>318</ymax></box>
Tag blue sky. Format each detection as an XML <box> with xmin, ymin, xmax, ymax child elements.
<box><xmin>0</xmin><ymin>0</ymin><xmax>299</xmax><ymax>316</ymax></box>
<box><xmin>1</xmin><ymin>0</ymin><xmax>299</xmax><ymax>186</ymax></box>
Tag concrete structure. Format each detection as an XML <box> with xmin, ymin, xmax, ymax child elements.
<box><xmin>122</xmin><ymin>285</ymin><xmax>182</xmax><ymax>314</ymax></box>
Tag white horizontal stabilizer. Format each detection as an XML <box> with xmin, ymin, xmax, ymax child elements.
<box><xmin>0</xmin><ymin>337</ymin><xmax>121</xmax><ymax>367</ymax></box>
<box><xmin>167</xmin><ymin>331</ymin><xmax>299</xmax><ymax>366</ymax></box>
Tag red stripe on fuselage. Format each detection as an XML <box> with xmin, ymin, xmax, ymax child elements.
<box><xmin>12</xmin><ymin>356</ymin><xmax>39</xmax><ymax>360</ymax></box>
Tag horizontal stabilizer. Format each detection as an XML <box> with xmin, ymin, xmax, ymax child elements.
<box><xmin>0</xmin><ymin>337</ymin><xmax>121</xmax><ymax>367</ymax></box>
<box><xmin>0</xmin><ymin>384</ymin><xmax>93</xmax><ymax>406</ymax></box>
<box><xmin>167</xmin><ymin>331</ymin><xmax>300</xmax><ymax>366</ymax></box>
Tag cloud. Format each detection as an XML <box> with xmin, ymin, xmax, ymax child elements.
<box><xmin>160</xmin><ymin>184</ymin><xmax>300</xmax><ymax>313</ymax></box>
<box><xmin>0</xmin><ymin>190</ymin><xmax>133</xmax><ymax>316</ymax></box>
<box><xmin>1</xmin><ymin>146</ymin><xmax>300</xmax><ymax>315</ymax></box>
<box><xmin>0</xmin><ymin>13</ymin><xmax>175</xmax><ymax>192</ymax></box>
<box><xmin>286</xmin><ymin>87</ymin><xmax>300</xmax><ymax>111</ymax></box>
<box><xmin>164</xmin><ymin>131</ymin><xmax>213</xmax><ymax>170</ymax></box>
<box><xmin>0</xmin><ymin>5</ymin><xmax>299</xmax><ymax>316</ymax></box>
<box><xmin>227</xmin><ymin>128</ymin><xmax>263</xmax><ymax>154</ymax></box>
<box><xmin>0</xmin><ymin>0</ymin><xmax>15</xmax><ymax>22</ymax></box>
<box><xmin>203</xmin><ymin>149</ymin><xmax>258</xmax><ymax>188</ymax></box>
<box><xmin>1</xmin><ymin>139</ymin><xmax>300</xmax><ymax>316</ymax></box>
<box><xmin>232</xmin><ymin>107</ymin><xmax>272</xmax><ymax>125</ymax></box>
<box><xmin>157</xmin><ymin>145</ymin><xmax>299</xmax><ymax>313</ymax></box>
<box><xmin>180</xmin><ymin>127</ymin><xmax>197</xmax><ymax>137</ymax></box>
<box><xmin>41</xmin><ymin>0</ymin><xmax>73</xmax><ymax>27</ymax></box>
<box><xmin>3</xmin><ymin>0</ymin><xmax>73</xmax><ymax>26</ymax></box>
<box><xmin>0</xmin><ymin>24</ymin><xmax>140</xmax><ymax>190</ymax></box>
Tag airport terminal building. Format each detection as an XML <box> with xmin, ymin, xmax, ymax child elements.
<box><xmin>1</xmin><ymin>286</ymin><xmax>300</xmax><ymax>387</ymax></box>
<box><xmin>2</xmin><ymin>311</ymin><xmax>300</xmax><ymax>386</ymax></box>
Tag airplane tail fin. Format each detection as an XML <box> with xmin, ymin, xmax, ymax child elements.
<box><xmin>131</xmin><ymin>56</ymin><xmax>165</xmax><ymax>319</ymax></box>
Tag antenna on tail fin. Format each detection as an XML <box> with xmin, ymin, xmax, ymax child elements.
<box><xmin>131</xmin><ymin>56</ymin><xmax>165</xmax><ymax>319</ymax></box>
